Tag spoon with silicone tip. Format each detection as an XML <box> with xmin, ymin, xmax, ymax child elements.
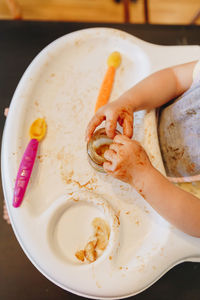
<box><xmin>13</xmin><ymin>118</ymin><xmax>47</xmax><ymax>208</ymax></box>
<box><xmin>94</xmin><ymin>51</ymin><xmax>121</xmax><ymax>113</ymax></box>
<box><xmin>87</xmin><ymin>52</ymin><xmax>122</xmax><ymax>172</ymax></box>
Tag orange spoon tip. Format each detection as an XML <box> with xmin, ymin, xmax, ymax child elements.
<box><xmin>29</xmin><ymin>118</ymin><xmax>47</xmax><ymax>141</ymax></box>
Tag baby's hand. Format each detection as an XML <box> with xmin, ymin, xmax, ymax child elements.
<box><xmin>103</xmin><ymin>135</ymin><xmax>152</xmax><ymax>190</ymax></box>
<box><xmin>85</xmin><ymin>98</ymin><xmax>133</xmax><ymax>142</ymax></box>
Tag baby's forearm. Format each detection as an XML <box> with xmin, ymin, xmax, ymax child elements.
<box><xmin>120</xmin><ymin>61</ymin><xmax>196</xmax><ymax>111</ymax></box>
<box><xmin>133</xmin><ymin>167</ymin><xmax>200</xmax><ymax>237</ymax></box>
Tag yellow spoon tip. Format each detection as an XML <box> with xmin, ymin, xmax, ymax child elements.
<box><xmin>107</xmin><ymin>51</ymin><xmax>121</xmax><ymax>68</ymax></box>
<box><xmin>29</xmin><ymin>118</ymin><xmax>47</xmax><ymax>141</ymax></box>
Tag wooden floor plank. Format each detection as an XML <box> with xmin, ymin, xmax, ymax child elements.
<box><xmin>0</xmin><ymin>0</ymin><xmax>199</xmax><ymax>24</ymax></box>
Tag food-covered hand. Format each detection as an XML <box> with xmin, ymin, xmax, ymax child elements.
<box><xmin>86</xmin><ymin>98</ymin><xmax>134</xmax><ymax>142</ymax></box>
<box><xmin>103</xmin><ymin>135</ymin><xmax>153</xmax><ymax>191</ymax></box>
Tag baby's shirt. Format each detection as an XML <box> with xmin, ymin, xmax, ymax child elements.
<box><xmin>158</xmin><ymin>60</ymin><xmax>200</xmax><ymax>182</ymax></box>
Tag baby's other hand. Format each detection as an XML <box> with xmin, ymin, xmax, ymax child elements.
<box><xmin>85</xmin><ymin>99</ymin><xmax>133</xmax><ymax>142</ymax></box>
<box><xmin>103</xmin><ymin>135</ymin><xmax>152</xmax><ymax>190</ymax></box>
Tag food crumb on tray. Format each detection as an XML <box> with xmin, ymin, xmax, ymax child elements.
<box><xmin>75</xmin><ymin>217</ymin><xmax>110</xmax><ymax>263</ymax></box>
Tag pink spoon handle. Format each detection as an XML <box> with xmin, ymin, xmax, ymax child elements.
<box><xmin>13</xmin><ymin>139</ymin><xmax>39</xmax><ymax>208</ymax></box>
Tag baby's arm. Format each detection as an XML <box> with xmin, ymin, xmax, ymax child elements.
<box><xmin>120</xmin><ymin>60</ymin><xmax>196</xmax><ymax>111</ymax></box>
<box><xmin>86</xmin><ymin>61</ymin><xmax>197</xmax><ymax>141</ymax></box>
<box><xmin>104</xmin><ymin>135</ymin><xmax>200</xmax><ymax>237</ymax></box>
<box><xmin>143</xmin><ymin>167</ymin><xmax>200</xmax><ymax>237</ymax></box>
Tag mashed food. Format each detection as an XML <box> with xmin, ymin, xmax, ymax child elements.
<box><xmin>75</xmin><ymin>217</ymin><xmax>110</xmax><ymax>263</ymax></box>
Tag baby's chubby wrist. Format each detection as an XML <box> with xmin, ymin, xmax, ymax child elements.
<box><xmin>117</xmin><ymin>93</ymin><xmax>134</xmax><ymax>110</ymax></box>
<box><xmin>133</xmin><ymin>166</ymin><xmax>166</xmax><ymax>200</ymax></box>
<box><xmin>117</xmin><ymin>88</ymin><xmax>144</xmax><ymax>112</ymax></box>
<box><xmin>130</xmin><ymin>163</ymin><xmax>158</xmax><ymax>195</ymax></box>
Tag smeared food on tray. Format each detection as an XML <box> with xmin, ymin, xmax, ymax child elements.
<box><xmin>75</xmin><ymin>217</ymin><xmax>110</xmax><ymax>263</ymax></box>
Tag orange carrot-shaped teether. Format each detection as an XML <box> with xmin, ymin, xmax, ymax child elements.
<box><xmin>95</xmin><ymin>51</ymin><xmax>121</xmax><ymax>113</ymax></box>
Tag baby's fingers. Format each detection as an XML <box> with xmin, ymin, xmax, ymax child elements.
<box><xmin>109</xmin><ymin>143</ymin><xmax>122</xmax><ymax>153</ymax></box>
<box><xmin>103</xmin><ymin>161</ymin><xmax>116</xmax><ymax>173</ymax></box>
<box><xmin>105</xmin><ymin>114</ymin><xmax>118</xmax><ymax>139</ymax></box>
<box><xmin>122</xmin><ymin>115</ymin><xmax>133</xmax><ymax>138</ymax></box>
<box><xmin>113</xmin><ymin>134</ymin><xmax>130</xmax><ymax>145</ymax></box>
<box><xmin>85</xmin><ymin>114</ymin><xmax>105</xmax><ymax>142</ymax></box>
<box><xmin>104</xmin><ymin>149</ymin><xmax>116</xmax><ymax>162</ymax></box>
<box><xmin>103</xmin><ymin>149</ymin><xmax>117</xmax><ymax>173</ymax></box>
<box><xmin>103</xmin><ymin>161</ymin><xmax>112</xmax><ymax>173</ymax></box>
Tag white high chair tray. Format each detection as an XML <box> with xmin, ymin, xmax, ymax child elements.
<box><xmin>2</xmin><ymin>28</ymin><xmax>200</xmax><ymax>299</ymax></box>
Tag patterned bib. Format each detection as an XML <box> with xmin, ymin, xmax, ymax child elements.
<box><xmin>158</xmin><ymin>79</ymin><xmax>200</xmax><ymax>182</ymax></box>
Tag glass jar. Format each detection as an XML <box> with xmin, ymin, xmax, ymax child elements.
<box><xmin>87</xmin><ymin>128</ymin><xmax>120</xmax><ymax>173</ymax></box>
